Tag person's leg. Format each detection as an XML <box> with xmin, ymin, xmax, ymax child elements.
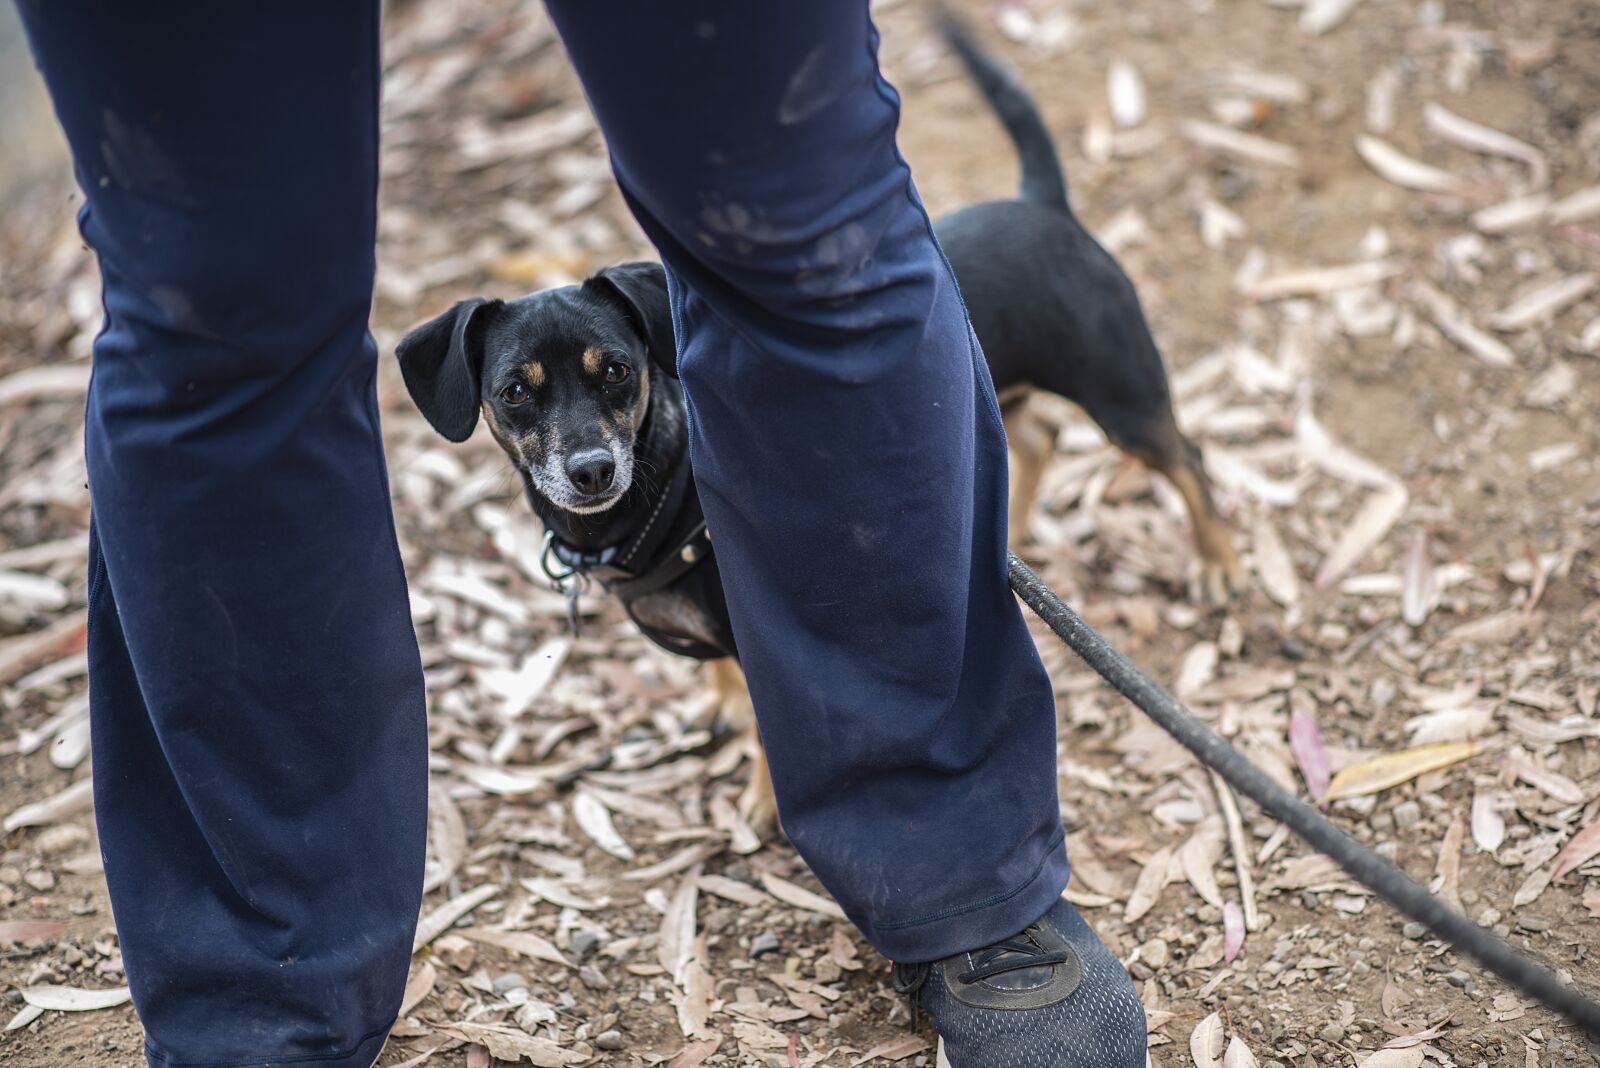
<box><xmin>544</xmin><ymin>4</ymin><xmax>1145</xmax><ymax>1061</ymax></box>
<box><xmin>17</xmin><ymin>4</ymin><xmax>425</xmax><ymax>1066</ymax></box>
<box><xmin>546</xmin><ymin>0</ymin><xmax>1059</xmax><ymax>958</ymax></box>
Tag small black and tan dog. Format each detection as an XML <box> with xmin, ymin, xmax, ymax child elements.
<box><xmin>398</xmin><ymin>16</ymin><xmax>1238</xmax><ymax>836</ymax></box>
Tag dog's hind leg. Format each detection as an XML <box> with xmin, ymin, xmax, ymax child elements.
<box><xmin>1002</xmin><ymin>394</ymin><xmax>1053</xmax><ymax>551</ymax></box>
<box><xmin>1123</xmin><ymin>414</ymin><xmax>1241</xmax><ymax>602</ymax></box>
<box><xmin>704</xmin><ymin>658</ymin><xmax>779</xmax><ymax>841</ymax></box>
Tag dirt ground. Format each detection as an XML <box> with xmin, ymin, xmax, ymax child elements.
<box><xmin>2</xmin><ymin>0</ymin><xmax>1599</xmax><ymax>1065</ymax></box>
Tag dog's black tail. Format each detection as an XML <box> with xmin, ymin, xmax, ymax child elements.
<box><xmin>935</xmin><ymin>6</ymin><xmax>1070</xmax><ymax>212</ymax></box>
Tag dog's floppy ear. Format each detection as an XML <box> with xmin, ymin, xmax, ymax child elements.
<box><xmin>585</xmin><ymin>262</ymin><xmax>679</xmax><ymax>378</ymax></box>
<box><xmin>395</xmin><ymin>297</ymin><xmax>500</xmax><ymax>442</ymax></box>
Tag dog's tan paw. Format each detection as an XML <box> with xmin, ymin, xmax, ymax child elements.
<box><xmin>1191</xmin><ymin>556</ymin><xmax>1243</xmax><ymax>604</ymax></box>
<box><xmin>737</xmin><ymin>775</ymin><xmax>781</xmax><ymax>843</ymax></box>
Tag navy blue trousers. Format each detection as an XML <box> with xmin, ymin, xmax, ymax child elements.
<box><xmin>20</xmin><ymin>2</ymin><xmax>1066</xmax><ymax>1064</ymax></box>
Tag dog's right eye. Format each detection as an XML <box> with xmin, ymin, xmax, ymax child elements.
<box><xmin>500</xmin><ymin>382</ymin><xmax>530</xmax><ymax>405</ymax></box>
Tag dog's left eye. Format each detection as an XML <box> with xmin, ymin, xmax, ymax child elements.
<box><xmin>500</xmin><ymin>382</ymin><xmax>530</xmax><ymax>405</ymax></box>
<box><xmin>604</xmin><ymin>362</ymin><xmax>631</xmax><ymax>385</ymax></box>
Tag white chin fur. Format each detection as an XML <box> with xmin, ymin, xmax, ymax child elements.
<box><xmin>527</xmin><ymin>452</ymin><xmax>633</xmax><ymax>516</ymax></box>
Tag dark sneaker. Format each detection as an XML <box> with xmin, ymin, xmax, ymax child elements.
<box><xmin>890</xmin><ymin>898</ymin><xmax>1146</xmax><ymax>1067</ymax></box>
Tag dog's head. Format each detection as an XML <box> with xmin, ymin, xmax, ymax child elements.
<box><xmin>397</xmin><ymin>262</ymin><xmax>676</xmax><ymax>514</ymax></box>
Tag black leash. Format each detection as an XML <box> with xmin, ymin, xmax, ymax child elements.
<box><xmin>1007</xmin><ymin>552</ymin><xmax>1600</xmax><ymax>1036</ymax></box>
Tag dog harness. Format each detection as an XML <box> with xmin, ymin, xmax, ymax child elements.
<box><xmin>536</xmin><ymin>426</ymin><xmax>720</xmax><ymax>660</ymax></box>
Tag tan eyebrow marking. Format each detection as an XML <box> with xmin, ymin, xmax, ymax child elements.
<box><xmin>583</xmin><ymin>348</ymin><xmax>603</xmax><ymax>375</ymax></box>
<box><xmin>523</xmin><ymin>361</ymin><xmax>546</xmax><ymax>389</ymax></box>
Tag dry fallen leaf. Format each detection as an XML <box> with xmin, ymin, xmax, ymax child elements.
<box><xmin>696</xmin><ymin>874</ymin><xmax>770</xmax><ymax>908</ymax></box>
<box><xmin>3</xmin><ymin>1006</ymin><xmax>44</xmax><ymax>1033</ymax></box>
<box><xmin>1289</xmin><ymin>709</ymin><xmax>1331</xmax><ymax>801</ymax></box>
<box><xmin>1472</xmin><ymin>193</ymin><xmax>1549</xmax><ymax>234</ymax></box>
<box><xmin>1508</xmin><ymin>749</ymin><xmax>1586</xmax><ymax>804</ymax></box>
<box><xmin>572</xmin><ymin>789</ymin><xmax>636</xmax><ymax>862</ymax></box>
<box><xmin>1400</xmin><ymin>531</ymin><xmax>1439</xmax><ymax>627</ymax></box>
<box><xmin>1323</xmin><ymin>742</ymin><xmax>1480</xmax><ymax>802</ymax></box>
<box><xmin>435</xmin><ymin>1022</ymin><xmax>586</xmax><ymax>1067</ymax></box>
<box><xmin>761</xmin><ymin>872</ymin><xmax>847</xmax><ymax>920</ymax></box>
<box><xmin>1433</xmin><ymin>815</ymin><xmax>1464</xmax><ymax>912</ymax></box>
<box><xmin>1222</xmin><ymin>900</ymin><xmax>1246</xmax><ymax>964</ymax></box>
<box><xmin>1381</xmin><ymin>978</ymin><xmax>1411</xmax><ymax>1019</ymax></box>
<box><xmin>458</xmin><ymin>927</ymin><xmax>572</xmax><ymax>969</ymax></box>
<box><xmin>0</xmin><ymin>610</ymin><xmax>88</xmax><ymax>687</ymax></box>
<box><xmin>1125</xmin><ymin>846</ymin><xmax>1175</xmax><ymax>923</ymax></box>
<box><xmin>3</xmin><ymin>777</ymin><xmax>94</xmax><ymax>834</ymax></box>
<box><xmin>1315</xmin><ymin>484</ymin><xmax>1408</xmax><ymax>589</ymax></box>
<box><xmin>399</xmin><ymin>960</ymin><xmax>436</xmax><ymax>1017</ymax></box>
<box><xmin>1550</xmin><ymin>184</ymin><xmax>1600</xmax><ymax>225</ymax></box>
<box><xmin>1404</xmin><ymin>703</ymin><xmax>1495</xmax><ymax>746</ymax></box>
<box><xmin>1182</xmin><ymin>120</ymin><xmax>1300</xmax><ymax>168</ymax></box>
<box><xmin>1423</xmin><ymin>102</ymin><xmax>1548</xmax><ymax>190</ymax></box>
<box><xmin>1180</xmin><ymin>821</ymin><xmax>1226</xmax><ymax>909</ymax></box>
<box><xmin>1251</xmin><ymin>514</ymin><xmax>1300</xmax><ymax>607</ymax></box>
<box><xmin>1356</xmin><ymin>135</ymin><xmax>1471</xmax><ymax>194</ymax></box>
<box><xmin>1412</xmin><ymin>281</ymin><xmax>1516</xmax><ymax>368</ymax></box>
<box><xmin>1190</xmin><ymin>1011</ymin><xmax>1225</xmax><ymax>1068</ymax></box>
<box><xmin>675</xmin><ymin>952</ymin><xmax>713</xmax><ymax>1038</ymax></box>
<box><xmin>1296</xmin><ymin>402</ymin><xmax>1399</xmax><ymax>489</ymax></box>
<box><xmin>658</xmin><ymin>876</ymin><xmax>698</xmax><ymax>981</ymax></box>
<box><xmin>1223</xmin><ymin>1035</ymin><xmax>1261</xmax><ymax>1068</ymax></box>
<box><xmin>0</xmin><ymin>364</ymin><xmax>92</xmax><ymax>407</ymax></box>
<box><xmin>851</xmin><ymin>1036</ymin><xmax>930</xmax><ymax>1065</ymax></box>
<box><xmin>1357</xmin><ymin>1047</ymin><xmax>1426</xmax><ymax>1068</ymax></box>
<box><xmin>0</xmin><ymin>920</ymin><xmax>68</xmax><ymax>945</ymax></box>
<box><xmin>667</xmin><ymin>1037</ymin><xmax>722</xmax><ymax>1068</ymax></box>
<box><xmin>1465</xmin><ymin>792</ymin><xmax>1504</xmax><ymax>859</ymax></box>
<box><xmin>1107</xmin><ymin>61</ymin><xmax>1146</xmax><ymax>128</ymax></box>
<box><xmin>1243</xmin><ymin>260</ymin><xmax>1400</xmax><ymax>301</ymax></box>
<box><xmin>422</xmin><ymin>785</ymin><xmax>467</xmax><ymax>894</ymax></box>
<box><xmin>1514</xmin><ymin>864</ymin><xmax>1553</xmax><ymax>908</ymax></box>
<box><xmin>1551</xmin><ymin>821</ymin><xmax>1600</xmax><ymax>882</ymax></box>
<box><xmin>19</xmin><ymin>985</ymin><xmax>131</xmax><ymax>1011</ymax></box>
<box><xmin>520</xmin><ymin>877</ymin><xmax>609</xmax><ymax>911</ymax></box>
<box><xmin>1299</xmin><ymin>0</ymin><xmax>1362</xmax><ymax>34</ymax></box>
<box><xmin>412</xmin><ymin>884</ymin><xmax>498</xmax><ymax>953</ymax></box>
<box><xmin>1488</xmin><ymin>273</ymin><xmax>1596</xmax><ymax>332</ymax></box>
<box><xmin>1175</xmin><ymin>642</ymin><xmax>1219</xmax><ymax>701</ymax></box>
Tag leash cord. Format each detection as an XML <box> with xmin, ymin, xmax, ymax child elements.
<box><xmin>1006</xmin><ymin>552</ymin><xmax>1600</xmax><ymax>1036</ymax></box>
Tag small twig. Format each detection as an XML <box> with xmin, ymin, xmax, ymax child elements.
<box><xmin>1209</xmin><ymin>770</ymin><xmax>1261</xmax><ymax>932</ymax></box>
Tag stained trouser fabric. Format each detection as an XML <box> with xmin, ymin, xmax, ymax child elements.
<box><xmin>18</xmin><ymin>0</ymin><xmax>1067</xmax><ymax>1064</ymax></box>
<box><xmin>17</xmin><ymin>3</ymin><xmax>426</xmax><ymax>1067</ymax></box>
<box><xmin>542</xmin><ymin>0</ymin><xmax>1069</xmax><ymax>961</ymax></box>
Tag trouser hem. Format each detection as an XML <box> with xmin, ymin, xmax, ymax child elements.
<box><xmin>860</xmin><ymin>829</ymin><xmax>1070</xmax><ymax>963</ymax></box>
<box><xmin>144</xmin><ymin>1022</ymin><xmax>390</xmax><ymax>1068</ymax></box>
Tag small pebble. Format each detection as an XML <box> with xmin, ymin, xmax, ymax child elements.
<box><xmin>1300</xmin><ymin>891</ymin><xmax>1319</xmax><ymax>911</ymax></box>
<box><xmin>595</xmin><ymin>1030</ymin><xmax>625</xmax><ymax>1051</ymax></box>
<box><xmin>750</xmin><ymin>932</ymin><xmax>781</xmax><ymax>958</ymax></box>
<box><xmin>1446</xmin><ymin>969</ymin><xmax>1471</xmax><ymax>988</ymax></box>
<box><xmin>579</xmin><ymin>964</ymin><xmax>611</xmax><ymax>990</ymax></box>
<box><xmin>1402</xmin><ymin>922</ymin><xmax>1427</xmax><ymax>940</ymax></box>
<box><xmin>1517</xmin><ymin>917</ymin><xmax>1550</xmax><ymax>933</ymax></box>
<box><xmin>1140</xmin><ymin>937</ymin><xmax>1170</xmax><ymax>970</ymax></box>
<box><xmin>1128</xmin><ymin>961</ymin><xmax>1155</xmax><ymax>981</ymax></box>
<box><xmin>570</xmin><ymin>930</ymin><xmax>601</xmax><ymax>958</ymax></box>
<box><xmin>1369</xmin><ymin>677</ymin><xmax>1397</xmax><ymax>709</ymax></box>
<box><xmin>492</xmin><ymin>972</ymin><xmax>527</xmax><ymax>994</ymax></box>
<box><xmin>1393</xmin><ymin>801</ymin><xmax>1423</xmax><ymax>830</ymax></box>
<box><xmin>1319</xmin><ymin>1023</ymin><xmax>1346</xmax><ymax>1043</ymax></box>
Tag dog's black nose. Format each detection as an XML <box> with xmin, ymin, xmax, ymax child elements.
<box><xmin>566</xmin><ymin>450</ymin><xmax>616</xmax><ymax>495</ymax></box>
